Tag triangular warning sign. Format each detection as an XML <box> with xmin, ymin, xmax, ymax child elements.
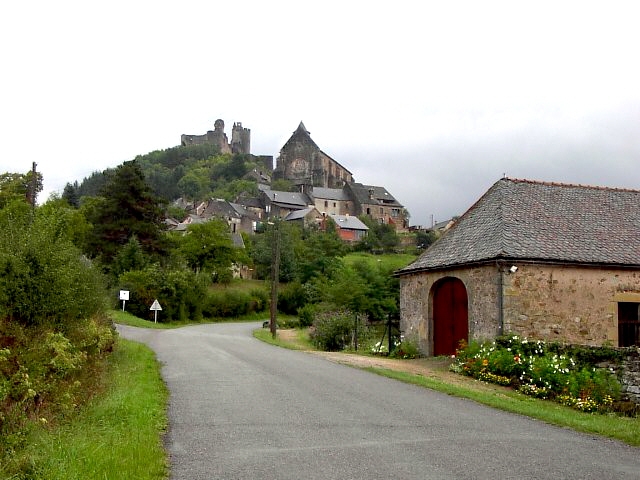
<box><xmin>150</xmin><ymin>299</ymin><xmax>162</xmax><ymax>311</ymax></box>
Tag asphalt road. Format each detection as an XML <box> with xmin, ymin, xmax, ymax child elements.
<box><xmin>117</xmin><ymin>322</ymin><xmax>640</xmax><ymax>480</ymax></box>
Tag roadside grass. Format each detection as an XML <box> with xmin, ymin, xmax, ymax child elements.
<box><xmin>253</xmin><ymin>326</ymin><xmax>314</xmax><ymax>350</ymax></box>
<box><xmin>256</xmin><ymin>327</ymin><xmax>640</xmax><ymax>448</ymax></box>
<box><xmin>109</xmin><ymin>309</ymin><xmax>184</xmax><ymax>329</ymax></box>
<box><xmin>110</xmin><ymin>308</ymin><xmax>280</xmax><ymax>329</ymax></box>
<box><xmin>5</xmin><ymin>339</ymin><xmax>168</xmax><ymax>480</ymax></box>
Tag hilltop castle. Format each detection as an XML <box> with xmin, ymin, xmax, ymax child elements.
<box><xmin>181</xmin><ymin>119</ymin><xmax>251</xmax><ymax>155</ymax></box>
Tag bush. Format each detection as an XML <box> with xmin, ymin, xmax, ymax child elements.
<box><xmin>391</xmin><ymin>338</ymin><xmax>421</xmax><ymax>359</ymax></box>
<box><xmin>0</xmin><ymin>315</ymin><xmax>116</xmax><ymax>459</ymax></box>
<box><xmin>277</xmin><ymin>281</ymin><xmax>308</xmax><ymax>315</ymax></box>
<box><xmin>201</xmin><ymin>288</ymin><xmax>269</xmax><ymax>319</ymax></box>
<box><xmin>0</xmin><ymin>201</ymin><xmax>109</xmax><ymax>327</ymax></box>
<box><xmin>310</xmin><ymin>309</ymin><xmax>354</xmax><ymax>351</ymax></box>
<box><xmin>297</xmin><ymin>303</ymin><xmax>316</xmax><ymax>328</ymax></box>
<box><xmin>118</xmin><ymin>266</ymin><xmax>207</xmax><ymax>322</ymax></box>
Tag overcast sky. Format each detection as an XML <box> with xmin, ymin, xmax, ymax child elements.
<box><xmin>1</xmin><ymin>1</ymin><xmax>638</xmax><ymax>227</ymax></box>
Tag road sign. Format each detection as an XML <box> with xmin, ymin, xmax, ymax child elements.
<box><xmin>119</xmin><ymin>290</ymin><xmax>129</xmax><ymax>311</ymax></box>
<box><xmin>150</xmin><ymin>299</ymin><xmax>162</xmax><ymax>323</ymax></box>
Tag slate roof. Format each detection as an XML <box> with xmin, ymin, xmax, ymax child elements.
<box><xmin>399</xmin><ymin>178</ymin><xmax>640</xmax><ymax>274</ymax></box>
<box><xmin>263</xmin><ymin>189</ymin><xmax>312</xmax><ymax>208</ymax></box>
<box><xmin>284</xmin><ymin>207</ymin><xmax>319</xmax><ymax>221</ymax></box>
<box><xmin>329</xmin><ymin>214</ymin><xmax>369</xmax><ymax>231</ymax></box>
<box><xmin>347</xmin><ymin>183</ymin><xmax>403</xmax><ymax>207</ymax></box>
<box><xmin>311</xmin><ymin>187</ymin><xmax>350</xmax><ymax>201</ymax></box>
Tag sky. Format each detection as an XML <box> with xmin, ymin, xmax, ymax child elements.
<box><xmin>1</xmin><ymin>1</ymin><xmax>639</xmax><ymax>228</ymax></box>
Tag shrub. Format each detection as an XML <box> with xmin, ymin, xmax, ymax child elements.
<box><xmin>310</xmin><ymin>309</ymin><xmax>354</xmax><ymax>351</ymax></box>
<box><xmin>297</xmin><ymin>303</ymin><xmax>316</xmax><ymax>328</ymax></box>
<box><xmin>391</xmin><ymin>338</ymin><xmax>421</xmax><ymax>359</ymax></box>
<box><xmin>277</xmin><ymin>281</ymin><xmax>308</xmax><ymax>315</ymax></box>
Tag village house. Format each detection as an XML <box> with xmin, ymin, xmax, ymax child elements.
<box><xmin>329</xmin><ymin>214</ymin><xmax>369</xmax><ymax>243</ymax></box>
<box><xmin>397</xmin><ymin>177</ymin><xmax>640</xmax><ymax>357</ymax></box>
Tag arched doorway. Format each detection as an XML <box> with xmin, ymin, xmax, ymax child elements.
<box><xmin>432</xmin><ymin>277</ymin><xmax>469</xmax><ymax>356</ymax></box>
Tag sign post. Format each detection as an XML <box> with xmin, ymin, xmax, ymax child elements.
<box><xmin>150</xmin><ymin>299</ymin><xmax>162</xmax><ymax>323</ymax></box>
<box><xmin>119</xmin><ymin>290</ymin><xmax>129</xmax><ymax>312</ymax></box>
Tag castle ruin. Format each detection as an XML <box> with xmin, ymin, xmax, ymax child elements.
<box><xmin>181</xmin><ymin>119</ymin><xmax>250</xmax><ymax>155</ymax></box>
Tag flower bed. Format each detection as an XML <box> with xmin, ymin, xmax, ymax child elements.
<box><xmin>450</xmin><ymin>335</ymin><xmax>623</xmax><ymax>414</ymax></box>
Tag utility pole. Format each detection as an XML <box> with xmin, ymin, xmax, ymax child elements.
<box><xmin>28</xmin><ymin>162</ymin><xmax>38</xmax><ymax>219</ymax></box>
<box><xmin>269</xmin><ymin>219</ymin><xmax>281</xmax><ymax>339</ymax></box>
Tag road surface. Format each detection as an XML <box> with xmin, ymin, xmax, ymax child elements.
<box><xmin>117</xmin><ymin>322</ymin><xmax>640</xmax><ymax>480</ymax></box>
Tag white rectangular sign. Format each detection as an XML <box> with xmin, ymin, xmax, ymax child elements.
<box><xmin>119</xmin><ymin>290</ymin><xmax>130</xmax><ymax>301</ymax></box>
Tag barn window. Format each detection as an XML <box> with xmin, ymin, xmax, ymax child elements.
<box><xmin>618</xmin><ymin>302</ymin><xmax>640</xmax><ymax>347</ymax></box>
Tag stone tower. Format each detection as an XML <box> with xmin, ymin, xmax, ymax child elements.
<box><xmin>181</xmin><ymin>119</ymin><xmax>250</xmax><ymax>155</ymax></box>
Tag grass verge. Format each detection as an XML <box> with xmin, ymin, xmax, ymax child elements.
<box><xmin>253</xmin><ymin>326</ymin><xmax>314</xmax><ymax>350</ymax></box>
<box><xmin>3</xmin><ymin>338</ymin><xmax>169</xmax><ymax>479</ymax></box>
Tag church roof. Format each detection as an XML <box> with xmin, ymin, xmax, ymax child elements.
<box><xmin>399</xmin><ymin>177</ymin><xmax>640</xmax><ymax>274</ymax></box>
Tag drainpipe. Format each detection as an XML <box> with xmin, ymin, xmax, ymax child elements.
<box><xmin>497</xmin><ymin>261</ymin><xmax>504</xmax><ymax>336</ymax></box>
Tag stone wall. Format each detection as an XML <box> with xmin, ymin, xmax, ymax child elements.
<box><xmin>399</xmin><ymin>265</ymin><xmax>502</xmax><ymax>355</ymax></box>
<box><xmin>620</xmin><ymin>348</ymin><xmax>640</xmax><ymax>404</ymax></box>
<box><xmin>502</xmin><ymin>264</ymin><xmax>640</xmax><ymax>346</ymax></box>
<box><xmin>400</xmin><ymin>263</ymin><xmax>640</xmax><ymax>356</ymax></box>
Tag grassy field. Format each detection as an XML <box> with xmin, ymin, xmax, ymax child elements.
<box><xmin>342</xmin><ymin>251</ymin><xmax>417</xmax><ymax>271</ymax></box>
<box><xmin>2</xmin><ymin>339</ymin><xmax>168</xmax><ymax>480</ymax></box>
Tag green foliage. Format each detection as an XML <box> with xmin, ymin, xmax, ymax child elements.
<box><xmin>391</xmin><ymin>338</ymin><xmax>421</xmax><ymax>359</ymax></box>
<box><xmin>177</xmin><ymin>219</ymin><xmax>237</xmax><ymax>278</ymax></box>
<box><xmin>415</xmin><ymin>229</ymin><xmax>438</xmax><ymax>249</ymax></box>
<box><xmin>1</xmin><ymin>339</ymin><xmax>168</xmax><ymax>479</ymax></box>
<box><xmin>307</xmin><ymin>258</ymin><xmax>398</xmax><ymax>321</ymax></box>
<box><xmin>201</xmin><ymin>288</ymin><xmax>268</xmax><ymax>318</ymax></box>
<box><xmin>270</xmin><ymin>178</ymin><xmax>295</xmax><ymax>192</ymax></box>
<box><xmin>61</xmin><ymin>182</ymin><xmax>80</xmax><ymax>208</ymax></box>
<box><xmin>0</xmin><ymin>316</ymin><xmax>116</xmax><ymax>463</ymax></box>
<box><xmin>249</xmin><ymin>221</ymin><xmax>299</xmax><ymax>282</ymax></box>
<box><xmin>0</xmin><ymin>200</ymin><xmax>108</xmax><ymax>326</ymax></box>
<box><xmin>118</xmin><ymin>266</ymin><xmax>207</xmax><ymax>322</ymax></box>
<box><xmin>452</xmin><ymin>335</ymin><xmax>623</xmax><ymax>413</ymax></box>
<box><xmin>112</xmin><ymin>236</ymin><xmax>150</xmax><ymax>278</ymax></box>
<box><xmin>310</xmin><ymin>309</ymin><xmax>355</xmax><ymax>351</ymax></box>
<box><xmin>84</xmin><ymin>161</ymin><xmax>168</xmax><ymax>268</ymax></box>
<box><xmin>277</xmin><ymin>281</ymin><xmax>308</xmax><ymax>315</ymax></box>
<box><xmin>0</xmin><ymin>170</ymin><xmax>43</xmax><ymax>208</ymax></box>
<box><xmin>297</xmin><ymin>303</ymin><xmax>316</xmax><ymax>327</ymax></box>
<box><xmin>355</xmin><ymin>215</ymin><xmax>400</xmax><ymax>253</ymax></box>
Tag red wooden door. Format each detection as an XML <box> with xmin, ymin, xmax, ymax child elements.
<box><xmin>433</xmin><ymin>278</ymin><xmax>468</xmax><ymax>356</ymax></box>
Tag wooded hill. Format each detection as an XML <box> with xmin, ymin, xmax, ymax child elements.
<box><xmin>70</xmin><ymin>144</ymin><xmax>271</xmax><ymax>207</ymax></box>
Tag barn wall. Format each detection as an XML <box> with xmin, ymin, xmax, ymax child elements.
<box><xmin>502</xmin><ymin>264</ymin><xmax>640</xmax><ymax>346</ymax></box>
<box><xmin>400</xmin><ymin>263</ymin><xmax>640</xmax><ymax>356</ymax></box>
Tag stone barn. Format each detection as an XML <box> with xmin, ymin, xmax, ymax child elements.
<box><xmin>397</xmin><ymin>177</ymin><xmax>640</xmax><ymax>356</ymax></box>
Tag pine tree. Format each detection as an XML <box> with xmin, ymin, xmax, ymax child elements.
<box><xmin>85</xmin><ymin>161</ymin><xmax>168</xmax><ymax>267</ymax></box>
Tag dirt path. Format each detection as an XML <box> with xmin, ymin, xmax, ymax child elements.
<box><xmin>277</xmin><ymin>329</ymin><xmax>509</xmax><ymax>393</ymax></box>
